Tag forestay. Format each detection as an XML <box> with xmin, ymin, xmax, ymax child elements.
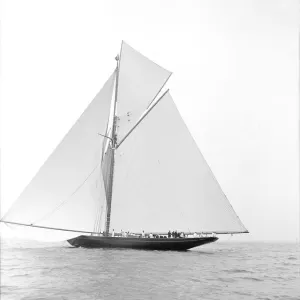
<box><xmin>1</xmin><ymin>72</ymin><xmax>115</xmax><ymax>239</ymax></box>
<box><xmin>111</xmin><ymin>92</ymin><xmax>247</xmax><ymax>233</ymax></box>
<box><xmin>116</xmin><ymin>42</ymin><xmax>171</xmax><ymax>141</ymax></box>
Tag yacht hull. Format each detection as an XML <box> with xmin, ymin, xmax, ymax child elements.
<box><xmin>67</xmin><ymin>235</ymin><xmax>218</xmax><ymax>251</ymax></box>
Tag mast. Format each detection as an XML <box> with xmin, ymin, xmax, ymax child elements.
<box><xmin>104</xmin><ymin>54</ymin><xmax>120</xmax><ymax>236</ymax></box>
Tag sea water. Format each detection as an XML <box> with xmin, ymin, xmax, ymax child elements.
<box><xmin>1</xmin><ymin>238</ymin><xmax>299</xmax><ymax>300</ymax></box>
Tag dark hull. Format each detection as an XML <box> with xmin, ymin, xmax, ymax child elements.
<box><xmin>67</xmin><ymin>235</ymin><xmax>218</xmax><ymax>251</ymax></box>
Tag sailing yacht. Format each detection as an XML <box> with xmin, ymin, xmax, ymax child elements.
<box><xmin>1</xmin><ymin>42</ymin><xmax>248</xmax><ymax>250</ymax></box>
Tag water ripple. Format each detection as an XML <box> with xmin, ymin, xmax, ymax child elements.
<box><xmin>1</xmin><ymin>239</ymin><xmax>299</xmax><ymax>300</ymax></box>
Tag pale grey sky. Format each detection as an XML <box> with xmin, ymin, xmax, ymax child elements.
<box><xmin>1</xmin><ymin>0</ymin><xmax>299</xmax><ymax>241</ymax></box>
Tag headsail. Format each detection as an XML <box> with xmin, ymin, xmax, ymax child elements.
<box><xmin>116</xmin><ymin>42</ymin><xmax>171</xmax><ymax>141</ymax></box>
<box><xmin>1</xmin><ymin>72</ymin><xmax>115</xmax><ymax>238</ymax></box>
<box><xmin>111</xmin><ymin>92</ymin><xmax>247</xmax><ymax>234</ymax></box>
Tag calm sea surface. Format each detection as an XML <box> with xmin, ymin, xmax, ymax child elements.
<box><xmin>1</xmin><ymin>238</ymin><xmax>299</xmax><ymax>300</ymax></box>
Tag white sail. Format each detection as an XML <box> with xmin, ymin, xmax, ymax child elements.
<box><xmin>2</xmin><ymin>167</ymin><xmax>106</xmax><ymax>242</ymax></box>
<box><xmin>1</xmin><ymin>72</ymin><xmax>115</xmax><ymax>238</ymax></box>
<box><xmin>111</xmin><ymin>92</ymin><xmax>247</xmax><ymax>234</ymax></box>
<box><xmin>116</xmin><ymin>42</ymin><xmax>171</xmax><ymax>141</ymax></box>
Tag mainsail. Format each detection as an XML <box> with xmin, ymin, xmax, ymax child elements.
<box><xmin>111</xmin><ymin>92</ymin><xmax>247</xmax><ymax>234</ymax></box>
<box><xmin>1</xmin><ymin>72</ymin><xmax>115</xmax><ymax>238</ymax></box>
<box><xmin>1</xmin><ymin>42</ymin><xmax>248</xmax><ymax>241</ymax></box>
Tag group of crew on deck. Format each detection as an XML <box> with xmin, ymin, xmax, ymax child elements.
<box><xmin>143</xmin><ymin>230</ymin><xmax>186</xmax><ymax>238</ymax></box>
<box><xmin>142</xmin><ymin>230</ymin><xmax>185</xmax><ymax>238</ymax></box>
<box><xmin>110</xmin><ymin>229</ymin><xmax>216</xmax><ymax>238</ymax></box>
<box><xmin>111</xmin><ymin>229</ymin><xmax>185</xmax><ymax>238</ymax></box>
<box><xmin>168</xmin><ymin>230</ymin><xmax>185</xmax><ymax>238</ymax></box>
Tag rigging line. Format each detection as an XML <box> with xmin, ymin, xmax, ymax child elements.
<box><xmin>0</xmin><ymin>220</ymin><xmax>101</xmax><ymax>235</ymax></box>
<box><xmin>116</xmin><ymin>89</ymin><xmax>170</xmax><ymax>149</ymax></box>
<box><xmin>94</xmin><ymin>209</ymin><xmax>101</xmax><ymax>234</ymax></box>
<box><xmin>94</xmin><ymin>206</ymin><xmax>100</xmax><ymax>233</ymax></box>
<box><xmin>93</xmin><ymin>199</ymin><xmax>101</xmax><ymax>233</ymax></box>
<box><xmin>0</xmin><ymin>220</ymin><xmax>249</xmax><ymax>236</ymax></box>
<box><xmin>31</xmin><ymin>162</ymin><xmax>101</xmax><ymax>225</ymax></box>
<box><xmin>95</xmin><ymin>194</ymin><xmax>105</xmax><ymax>233</ymax></box>
<box><xmin>98</xmin><ymin>133</ymin><xmax>114</xmax><ymax>143</ymax></box>
<box><xmin>0</xmin><ymin>219</ymin><xmax>249</xmax><ymax>236</ymax></box>
<box><xmin>97</xmin><ymin>204</ymin><xmax>105</xmax><ymax>233</ymax></box>
<box><xmin>1</xmin><ymin>72</ymin><xmax>116</xmax><ymax>224</ymax></box>
<box><xmin>102</xmin><ymin>146</ymin><xmax>113</xmax><ymax>199</ymax></box>
<box><xmin>101</xmin><ymin>124</ymin><xmax>112</xmax><ymax>162</ymax></box>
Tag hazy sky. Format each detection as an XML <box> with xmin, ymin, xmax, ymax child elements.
<box><xmin>1</xmin><ymin>0</ymin><xmax>298</xmax><ymax>241</ymax></box>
